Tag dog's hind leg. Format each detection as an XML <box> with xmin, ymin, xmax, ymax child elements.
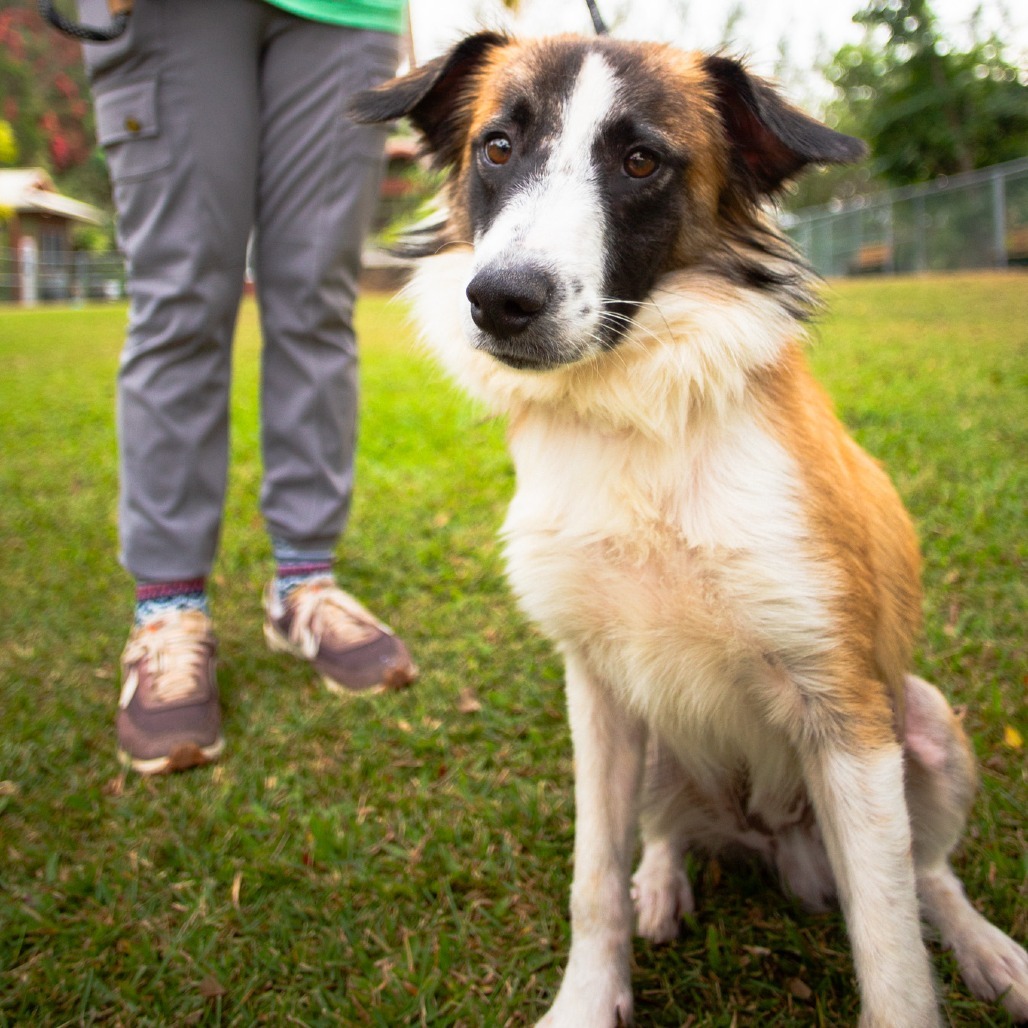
<box><xmin>537</xmin><ymin>651</ymin><xmax>646</xmax><ymax>1028</ymax></box>
<box><xmin>632</xmin><ymin>737</ymin><xmax>695</xmax><ymax>944</ymax></box>
<box><xmin>903</xmin><ymin>673</ymin><xmax>1028</xmax><ymax>1021</ymax></box>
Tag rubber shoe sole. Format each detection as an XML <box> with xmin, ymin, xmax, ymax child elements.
<box><xmin>263</xmin><ymin>620</ymin><xmax>416</xmax><ymax>696</ymax></box>
<box><xmin>117</xmin><ymin>735</ymin><xmax>225</xmax><ymax>775</ymax></box>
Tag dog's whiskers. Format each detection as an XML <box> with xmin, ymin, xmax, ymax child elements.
<box><xmin>598</xmin><ymin>297</ymin><xmax>676</xmax><ymax>348</ymax></box>
<box><xmin>596</xmin><ymin>309</ymin><xmax>674</xmax><ymax>356</ymax></box>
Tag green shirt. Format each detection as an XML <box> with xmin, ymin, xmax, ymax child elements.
<box><xmin>262</xmin><ymin>0</ymin><xmax>405</xmax><ymax>34</ymax></box>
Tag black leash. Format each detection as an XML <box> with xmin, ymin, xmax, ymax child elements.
<box><xmin>38</xmin><ymin>0</ymin><xmax>130</xmax><ymax>42</ymax></box>
<box><xmin>585</xmin><ymin>0</ymin><xmax>609</xmax><ymax>35</ymax></box>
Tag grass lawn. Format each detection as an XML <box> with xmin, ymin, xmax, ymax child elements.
<box><xmin>0</xmin><ymin>273</ymin><xmax>1025</xmax><ymax>1026</ymax></box>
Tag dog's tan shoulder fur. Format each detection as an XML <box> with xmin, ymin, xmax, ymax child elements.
<box><xmin>754</xmin><ymin>343</ymin><xmax>922</xmax><ymax>736</ymax></box>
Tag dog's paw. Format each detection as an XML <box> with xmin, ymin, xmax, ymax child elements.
<box><xmin>631</xmin><ymin>845</ymin><xmax>694</xmax><ymax>943</ymax></box>
<box><xmin>536</xmin><ymin>984</ymin><xmax>633</xmax><ymax>1028</ymax></box>
<box><xmin>950</xmin><ymin>921</ymin><xmax>1028</xmax><ymax>1021</ymax></box>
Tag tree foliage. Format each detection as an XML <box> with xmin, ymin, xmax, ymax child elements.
<box><xmin>0</xmin><ymin>118</ymin><xmax>18</xmax><ymax>165</ymax></box>
<box><xmin>0</xmin><ymin>0</ymin><xmax>111</xmax><ymax>209</ymax></box>
<box><xmin>824</xmin><ymin>0</ymin><xmax>1028</xmax><ymax>186</ymax></box>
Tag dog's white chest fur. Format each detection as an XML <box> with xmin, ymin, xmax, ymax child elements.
<box><xmin>501</xmin><ymin>397</ymin><xmax>837</xmax><ymax>837</ymax></box>
<box><xmin>502</xmin><ymin>406</ymin><xmax>831</xmax><ymax>718</ymax></box>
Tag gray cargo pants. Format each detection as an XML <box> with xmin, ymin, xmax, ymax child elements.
<box><xmin>80</xmin><ymin>0</ymin><xmax>397</xmax><ymax>581</ymax></box>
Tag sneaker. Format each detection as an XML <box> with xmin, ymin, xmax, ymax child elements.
<box><xmin>263</xmin><ymin>578</ymin><xmax>417</xmax><ymax>694</ymax></box>
<box><xmin>117</xmin><ymin>609</ymin><xmax>225</xmax><ymax>774</ymax></box>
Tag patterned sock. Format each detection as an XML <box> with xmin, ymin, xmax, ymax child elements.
<box><xmin>274</xmin><ymin>559</ymin><xmax>334</xmax><ymax>606</ymax></box>
<box><xmin>135</xmin><ymin>578</ymin><xmax>209</xmax><ymax>625</ymax></box>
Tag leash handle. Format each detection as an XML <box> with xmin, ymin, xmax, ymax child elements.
<box><xmin>585</xmin><ymin>0</ymin><xmax>609</xmax><ymax>35</ymax></box>
<box><xmin>38</xmin><ymin>0</ymin><xmax>130</xmax><ymax>42</ymax></box>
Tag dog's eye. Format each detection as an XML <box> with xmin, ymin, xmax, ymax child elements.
<box><xmin>483</xmin><ymin>133</ymin><xmax>513</xmax><ymax>166</ymax></box>
<box><xmin>624</xmin><ymin>148</ymin><xmax>659</xmax><ymax>179</ymax></box>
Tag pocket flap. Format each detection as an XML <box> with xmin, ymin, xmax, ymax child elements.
<box><xmin>95</xmin><ymin>79</ymin><xmax>159</xmax><ymax>147</ymax></box>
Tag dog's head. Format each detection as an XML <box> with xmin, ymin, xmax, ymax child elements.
<box><xmin>352</xmin><ymin>33</ymin><xmax>864</xmax><ymax>372</ymax></box>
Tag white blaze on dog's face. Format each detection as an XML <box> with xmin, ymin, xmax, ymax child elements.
<box><xmin>352</xmin><ymin>33</ymin><xmax>864</xmax><ymax>371</ymax></box>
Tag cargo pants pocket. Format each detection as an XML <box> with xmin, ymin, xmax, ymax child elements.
<box><xmin>94</xmin><ymin>78</ymin><xmax>171</xmax><ymax>182</ymax></box>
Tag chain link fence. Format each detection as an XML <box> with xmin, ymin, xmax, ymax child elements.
<box><xmin>782</xmin><ymin>157</ymin><xmax>1028</xmax><ymax>277</ymax></box>
<box><xmin>1</xmin><ymin>246</ymin><xmax>126</xmax><ymax>305</ymax></box>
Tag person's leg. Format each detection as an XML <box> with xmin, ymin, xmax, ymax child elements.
<box><xmin>83</xmin><ymin>0</ymin><xmax>263</xmax><ymax>586</ymax></box>
<box><xmin>254</xmin><ymin>16</ymin><xmax>415</xmax><ymax>692</ymax></box>
<box><xmin>254</xmin><ymin>16</ymin><xmax>396</xmax><ymax>556</ymax></box>
<box><xmin>81</xmin><ymin>0</ymin><xmax>266</xmax><ymax>769</ymax></box>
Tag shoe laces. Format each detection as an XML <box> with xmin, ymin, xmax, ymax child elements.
<box><xmin>286</xmin><ymin>582</ymin><xmax>390</xmax><ymax>660</ymax></box>
<box><xmin>123</xmin><ymin>613</ymin><xmax>214</xmax><ymax>705</ymax></box>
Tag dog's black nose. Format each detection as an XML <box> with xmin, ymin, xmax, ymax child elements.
<box><xmin>466</xmin><ymin>265</ymin><xmax>553</xmax><ymax>339</ymax></box>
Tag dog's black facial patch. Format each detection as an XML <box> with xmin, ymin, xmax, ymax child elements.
<box><xmin>463</xmin><ymin>46</ymin><xmax>589</xmax><ymax>246</ymax></box>
<box><xmin>466</xmin><ymin>100</ymin><xmax>553</xmax><ymax>241</ymax></box>
<box><xmin>589</xmin><ymin>112</ymin><xmax>690</xmax><ymax>334</ymax></box>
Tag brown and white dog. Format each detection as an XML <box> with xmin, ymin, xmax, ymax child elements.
<box><xmin>353</xmin><ymin>32</ymin><xmax>1028</xmax><ymax>1027</ymax></box>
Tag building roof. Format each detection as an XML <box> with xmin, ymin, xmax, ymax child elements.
<box><xmin>385</xmin><ymin>135</ymin><xmax>420</xmax><ymax>161</ymax></box>
<box><xmin>0</xmin><ymin>168</ymin><xmax>104</xmax><ymax>225</ymax></box>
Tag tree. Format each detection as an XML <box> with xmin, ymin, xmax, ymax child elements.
<box><xmin>0</xmin><ymin>0</ymin><xmax>112</xmax><ymax>210</ymax></box>
<box><xmin>823</xmin><ymin>0</ymin><xmax>1028</xmax><ymax>186</ymax></box>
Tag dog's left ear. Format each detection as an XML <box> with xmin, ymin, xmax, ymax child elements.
<box><xmin>703</xmin><ymin>55</ymin><xmax>866</xmax><ymax>197</ymax></box>
<box><xmin>350</xmin><ymin>31</ymin><xmax>509</xmax><ymax>170</ymax></box>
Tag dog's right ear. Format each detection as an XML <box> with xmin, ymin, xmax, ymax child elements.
<box><xmin>350</xmin><ymin>31</ymin><xmax>509</xmax><ymax>171</ymax></box>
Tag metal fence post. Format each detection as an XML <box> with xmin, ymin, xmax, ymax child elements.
<box><xmin>913</xmin><ymin>194</ymin><xmax>927</xmax><ymax>273</ymax></box>
<box><xmin>885</xmin><ymin>200</ymin><xmax>896</xmax><ymax>273</ymax></box>
<box><xmin>991</xmin><ymin>170</ymin><xmax>1007</xmax><ymax>267</ymax></box>
<box><xmin>18</xmin><ymin>237</ymin><xmax>38</xmax><ymax>307</ymax></box>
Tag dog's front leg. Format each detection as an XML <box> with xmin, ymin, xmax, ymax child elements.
<box><xmin>802</xmin><ymin>737</ymin><xmax>942</xmax><ymax>1028</ymax></box>
<box><xmin>538</xmin><ymin>651</ymin><xmax>646</xmax><ymax>1028</ymax></box>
